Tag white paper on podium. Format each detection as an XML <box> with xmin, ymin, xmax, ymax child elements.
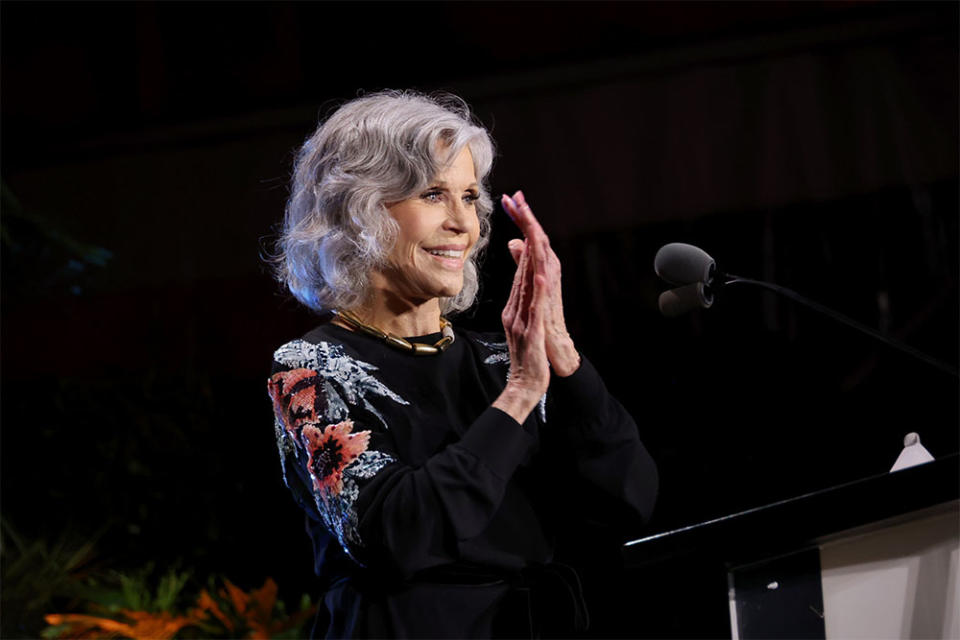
<box><xmin>890</xmin><ymin>433</ymin><xmax>935</xmax><ymax>473</ymax></box>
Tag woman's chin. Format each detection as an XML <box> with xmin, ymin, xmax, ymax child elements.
<box><xmin>433</xmin><ymin>279</ymin><xmax>464</xmax><ymax>300</ymax></box>
<box><xmin>436</xmin><ymin>287</ymin><xmax>463</xmax><ymax>300</ymax></box>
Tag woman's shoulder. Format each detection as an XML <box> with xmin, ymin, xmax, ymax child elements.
<box><xmin>270</xmin><ymin>322</ymin><xmax>352</xmax><ymax>371</ymax></box>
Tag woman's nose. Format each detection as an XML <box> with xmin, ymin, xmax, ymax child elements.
<box><xmin>444</xmin><ymin>200</ymin><xmax>471</xmax><ymax>230</ymax></box>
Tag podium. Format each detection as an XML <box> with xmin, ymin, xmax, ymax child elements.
<box><xmin>622</xmin><ymin>453</ymin><xmax>959</xmax><ymax>639</ymax></box>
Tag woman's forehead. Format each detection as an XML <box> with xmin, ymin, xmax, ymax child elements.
<box><xmin>432</xmin><ymin>146</ymin><xmax>476</xmax><ymax>184</ymax></box>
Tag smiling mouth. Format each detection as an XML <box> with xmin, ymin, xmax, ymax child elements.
<box><xmin>423</xmin><ymin>247</ymin><xmax>466</xmax><ymax>268</ymax></box>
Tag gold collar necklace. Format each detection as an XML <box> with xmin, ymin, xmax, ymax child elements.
<box><xmin>333</xmin><ymin>310</ymin><xmax>455</xmax><ymax>355</ymax></box>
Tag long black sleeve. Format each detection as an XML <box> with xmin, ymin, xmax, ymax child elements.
<box><xmin>355</xmin><ymin>407</ymin><xmax>535</xmax><ymax>577</ymax></box>
<box><xmin>546</xmin><ymin>355</ymin><xmax>659</xmax><ymax>532</ymax></box>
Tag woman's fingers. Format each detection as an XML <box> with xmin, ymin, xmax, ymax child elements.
<box><xmin>513</xmin><ymin>191</ymin><xmax>548</xmax><ymax>240</ymax></box>
<box><xmin>502</xmin><ymin>243</ymin><xmax>526</xmax><ymax>327</ymax></box>
<box><xmin>503</xmin><ymin>241</ymin><xmax>544</xmax><ymax>347</ymax></box>
<box><xmin>519</xmin><ymin>237</ymin><xmax>536</xmax><ymax>326</ymax></box>
<box><xmin>510</xmin><ymin>241</ymin><xmax>527</xmax><ymax>294</ymax></box>
<box><xmin>510</xmin><ymin>194</ymin><xmax>547</xmax><ymax>260</ymax></box>
<box><xmin>522</xmin><ymin>272</ymin><xmax>549</xmax><ymax>356</ymax></box>
<box><xmin>507</xmin><ymin>238</ymin><xmax>524</xmax><ymax>265</ymax></box>
<box><xmin>500</xmin><ymin>233</ymin><xmax>552</xmax><ymax>400</ymax></box>
<box><xmin>504</xmin><ymin>193</ymin><xmax>560</xmax><ymax>293</ymax></box>
<box><xmin>503</xmin><ymin>193</ymin><xmax>552</xmax><ymax>286</ymax></box>
<box><xmin>504</xmin><ymin>191</ymin><xmax>550</xmax><ymax>251</ymax></box>
<box><xmin>504</xmin><ymin>240</ymin><xmax>544</xmax><ymax>332</ymax></box>
<box><xmin>501</xmin><ymin>190</ymin><xmax>579</xmax><ymax>375</ymax></box>
<box><xmin>530</xmin><ymin>273</ymin><xmax>548</xmax><ymax>333</ymax></box>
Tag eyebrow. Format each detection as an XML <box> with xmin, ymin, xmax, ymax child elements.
<box><xmin>431</xmin><ymin>181</ymin><xmax>479</xmax><ymax>190</ymax></box>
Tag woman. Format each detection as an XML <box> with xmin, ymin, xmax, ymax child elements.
<box><xmin>267</xmin><ymin>90</ymin><xmax>658</xmax><ymax>638</ymax></box>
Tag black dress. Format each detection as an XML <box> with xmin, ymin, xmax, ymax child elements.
<box><xmin>267</xmin><ymin>322</ymin><xmax>658</xmax><ymax>638</ymax></box>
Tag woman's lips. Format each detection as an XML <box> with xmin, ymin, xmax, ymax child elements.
<box><xmin>423</xmin><ymin>246</ymin><xmax>466</xmax><ymax>269</ymax></box>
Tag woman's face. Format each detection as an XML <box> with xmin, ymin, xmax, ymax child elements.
<box><xmin>376</xmin><ymin>145</ymin><xmax>481</xmax><ymax>308</ymax></box>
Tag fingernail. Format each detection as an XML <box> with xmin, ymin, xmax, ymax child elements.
<box><xmin>504</xmin><ymin>197</ymin><xmax>521</xmax><ymax>220</ymax></box>
<box><xmin>515</xmin><ymin>190</ymin><xmax>526</xmax><ymax>205</ymax></box>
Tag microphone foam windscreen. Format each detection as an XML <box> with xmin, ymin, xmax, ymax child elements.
<box><xmin>658</xmin><ymin>282</ymin><xmax>713</xmax><ymax>318</ymax></box>
<box><xmin>654</xmin><ymin>243</ymin><xmax>716</xmax><ymax>286</ymax></box>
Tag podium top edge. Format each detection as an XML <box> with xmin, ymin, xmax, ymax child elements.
<box><xmin>622</xmin><ymin>452</ymin><xmax>959</xmax><ymax>565</ymax></box>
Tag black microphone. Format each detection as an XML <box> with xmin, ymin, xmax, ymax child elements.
<box><xmin>658</xmin><ymin>282</ymin><xmax>714</xmax><ymax>318</ymax></box>
<box><xmin>652</xmin><ymin>242</ymin><xmax>958</xmax><ymax>378</ymax></box>
<box><xmin>653</xmin><ymin>243</ymin><xmax>716</xmax><ymax>287</ymax></box>
<box><xmin>654</xmin><ymin>243</ymin><xmax>718</xmax><ymax>316</ymax></box>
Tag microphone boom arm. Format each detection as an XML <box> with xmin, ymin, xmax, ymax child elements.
<box><xmin>721</xmin><ymin>274</ymin><xmax>958</xmax><ymax>378</ymax></box>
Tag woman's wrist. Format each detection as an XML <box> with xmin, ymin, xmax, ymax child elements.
<box><xmin>492</xmin><ymin>383</ymin><xmax>544</xmax><ymax>425</ymax></box>
<box><xmin>550</xmin><ymin>339</ymin><xmax>581</xmax><ymax>377</ymax></box>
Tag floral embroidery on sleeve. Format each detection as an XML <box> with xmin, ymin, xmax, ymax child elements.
<box><xmin>268</xmin><ymin>340</ymin><xmax>405</xmax><ymax>565</ymax></box>
<box><xmin>302</xmin><ymin>420</ymin><xmax>369</xmax><ymax>495</ymax></box>
<box><xmin>268</xmin><ymin>368</ymin><xmax>326</xmax><ymax>440</ymax></box>
<box><xmin>273</xmin><ymin>339</ymin><xmax>407</xmax><ymax>430</ymax></box>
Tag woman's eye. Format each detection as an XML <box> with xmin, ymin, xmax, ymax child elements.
<box><xmin>421</xmin><ymin>190</ymin><xmax>443</xmax><ymax>202</ymax></box>
<box><xmin>463</xmin><ymin>193</ymin><xmax>479</xmax><ymax>205</ymax></box>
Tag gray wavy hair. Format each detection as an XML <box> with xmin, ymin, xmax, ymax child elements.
<box><xmin>274</xmin><ymin>90</ymin><xmax>496</xmax><ymax>315</ymax></box>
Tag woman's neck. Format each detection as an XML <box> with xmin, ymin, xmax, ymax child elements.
<box><xmin>346</xmin><ymin>296</ymin><xmax>443</xmax><ymax>337</ymax></box>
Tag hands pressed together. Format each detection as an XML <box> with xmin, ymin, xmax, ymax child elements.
<box><xmin>492</xmin><ymin>191</ymin><xmax>580</xmax><ymax>425</ymax></box>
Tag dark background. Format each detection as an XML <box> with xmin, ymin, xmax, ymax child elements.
<box><xmin>2</xmin><ymin>1</ymin><xmax>957</xmax><ymax>637</ymax></box>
